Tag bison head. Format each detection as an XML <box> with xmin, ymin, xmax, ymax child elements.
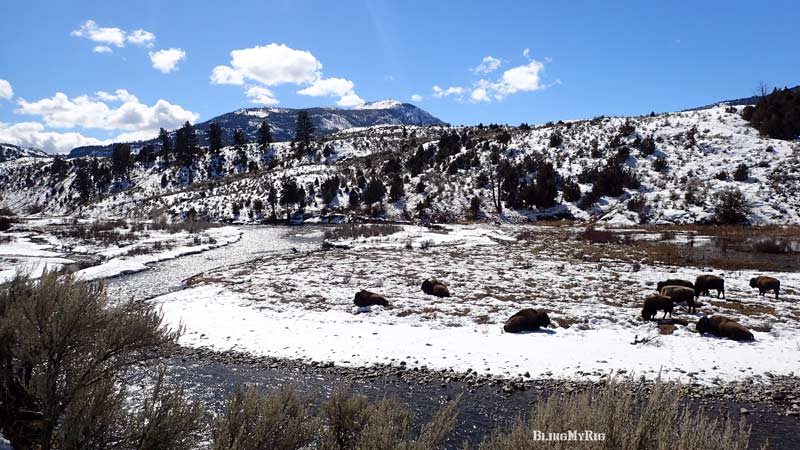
<box><xmin>749</xmin><ymin>278</ymin><xmax>758</xmax><ymax>288</ymax></box>
<box><xmin>696</xmin><ymin>316</ymin><xmax>711</xmax><ymax>334</ymax></box>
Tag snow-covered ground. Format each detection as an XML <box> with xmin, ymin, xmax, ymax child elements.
<box><xmin>152</xmin><ymin>224</ymin><xmax>800</xmax><ymax>384</ymax></box>
<box><xmin>0</xmin><ymin>219</ymin><xmax>242</xmax><ymax>283</ymax></box>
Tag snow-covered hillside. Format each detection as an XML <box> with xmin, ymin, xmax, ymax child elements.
<box><xmin>1</xmin><ymin>105</ymin><xmax>798</xmax><ymax>224</ymax></box>
<box><xmin>0</xmin><ymin>143</ymin><xmax>49</xmax><ymax>162</ymax></box>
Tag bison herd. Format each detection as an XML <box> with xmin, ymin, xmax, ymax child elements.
<box><xmin>641</xmin><ymin>274</ymin><xmax>783</xmax><ymax>342</ymax></box>
<box><xmin>352</xmin><ymin>274</ymin><xmax>783</xmax><ymax>342</ymax></box>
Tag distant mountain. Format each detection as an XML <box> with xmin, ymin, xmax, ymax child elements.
<box><xmin>687</xmin><ymin>85</ymin><xmax>800</xmax><ymax>111</ymax></box>
<box><xmin>68</xmin><ymin>100</ymin><xmax>445</xmax><ymax>158</ymax></box>
<box><xmin>0</xmin><ymin>143</ymin><xmax>49</xmax><ymax>162</ymax></box>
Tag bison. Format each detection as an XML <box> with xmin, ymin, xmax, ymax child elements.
<box><xmin>503</xmin><ymin>309</ymin><xmax>552</xmax><ymax>333</ymax></box>
<box><xmin>656</xmin><ymin>279</ymin><xmax>694</xmax><ymax>292</ymax></box>
<box><xmin>642</xmin><ymin>294</ymin><xmax>674</xmax><ymax>321</ymax></box>
<box><xmin>694</xmin><ymin>274</ymin><xmax>725</xmax><ymax>299</ymax></box>
<box><xmin>696</xmin><ymin>315</ymin><xmax>754</xmax><ymax>342</ymax></box>
<box><xmin>353</xmin><ymin>290</ymin><xmax>389</xmax><ymax>307</ymax></box>
<box><xmin>660</xmin><ymin>285</ymin><xmax>697</xmax><ymax>313</ymax></box>
<box><xmin>750</xmin><ymin>276</ymin><xmax>780</xmax><ymax>299</ymax></box>
<box><xmin>421</xmin><ymin>279</ymin><xmax>451</xmax><ymax>298</ymax></box>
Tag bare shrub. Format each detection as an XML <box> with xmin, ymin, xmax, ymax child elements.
<box><xmin>0</xmin><ymin>271</ymin><xmax>191</xmax><ymax>450</ymax></box>
<box><xmin>578</xmin><ymin>227</ymin><xmax>620</xmax><ymax>244</ymax></box>
<box><xmin>324</xmin><ymin>223</ymin><xmax>403</xmax><ymax>241</ymax></box>
<box><xmin>478</xmin><ymin>377</ymin><xmax>752</xmax><ymax>450</ymax></box>
<box><xmin>751</xmin><ymin>238</ymin><xmax>792</xmax><ymax>254</ymax></box>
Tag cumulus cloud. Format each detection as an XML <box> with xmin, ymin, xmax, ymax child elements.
<box><xmin>71</xmin><ymin>20</ymin><xmax>156</xmax><ymax>53</ymax></box>
<box><xmin>245</xmin><ymin>86</ymin><xmax>279</xmax><ymax>105</ymax></box>
<box><xmin>149</xmin><ymin>48</ymin><xmax>186</xmax><ymax>74</ymax></box>
<box><xmin>0</xmin><ymin>79</ymin><xmax>12</xmax><ymax>100</ymax></box>
<box><xmin>470</xmin><ymin>88</ymin><xmax>489</xmax><ymax>102</ymax></box>
<box><xmin>210</xmin><ymin>65</ymin><xmax>244</xmax><ymax>85</ymax></box>
<box><xmin>432</xmin><ymin>85</ymin><xmax>465</xmax><ymax>99</ymax></box>
<box><xmin>127</xmin><ymin>29</ymin><xmax>156</xmax><ymax>47</ymax></box>
<box><xmin>0</xmin><ymin>121</ymin><xmax>108</xmax><ymax>154</ymax></box>
<box><xmin>522</xmin><ymin>48</ymin><xmax>530</xmax><ymax>57</ymax></box>
<box><xmin>95</xmin><ymin>89</ymin><xmax>138</xmax><ymax>102</ymax></box>
<box><xmin>211</xmin><ymin>43</ymin><xmax>363</xmax><ymax>107</ymax></box>
<box><xmin>410</xmin><ymin>94</ymin><xmax>423</xmax><ymax>102</ymax></box>
<box><xmin>15</xmin><ymin>91</ymin><xmax>199</xmax><ymax>131</ymax></box>
<box><xmin>470</xmin><ymin>56</ymin><xmax>502</xmax><ymax>74</ymax></box>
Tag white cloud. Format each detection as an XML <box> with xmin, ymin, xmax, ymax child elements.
<box><xmin>470</xmin><ymin>56</ymin><xmax>502</xmax><ymax>74</ymax></box>
<box><xmin>522</xmin><ymin>48</ymin><xmax>530</xmax><ymax>57</ymax></box>
<box><xmin>71</xmin><ymin>20</ymin><xmax>126</xmax><ymax>47</ymax></box>
<box><xmin>0</xmin><ymin>79</ymin><xmax>12</xmax><ymax>100</ymax></box>
<box><xmin>470</xmin><ymin>88</ymin><xmax>489</xmax><ymax>102</ymax></box>
<box><xmin>149</xmin><ymin>48</ymin><xmax>186</xmax><ymax>74</ymax></box>
<box><xmin>432</xmin><ymin>85</ymin><xmax>465</xmax><ymax>99</ymax></box>
<box><xmin>223</xmin><ymin>43</ymin><xmax>322</xmax><ymax>86</ymax></box>
<box><xmin>127</xmin><ymin>29</ymin><xmax>156</xmax><ymax>47</ymax></box>
<box><xmin>210</xmin><ymin>65</ymin><xmax>244</xmax><ymax>85</ymax></box>
<box><xmin>410</xmin><ymin>94</ymin><xmax>423</xmax><ymax>102</ymax></box>
<box><xmin>496</xmin><ymin>60</ymin><xmax>545</xmax><ymax>95</ymax></box>
<box><xmin>16</xmin><ymin>91</ymin><xmax>199</xmax><ymax>131</ymax></box>
<box><xmin>336</xmin><ymin>92</ymin><xmax>365</xmax><ymax>108</ymax></box>
<box><xmin>245</xmin><ymin>86</ymin><xmax>279</xmax><ymax>105</ymax></box>
<box><xmin>71</xmin><ymin>20</ymin><xmax>157</xmax><ymax>53</ymax></box>
<box><xmin>297</xmin><ymin>77</ymin><xmax>362</xmax><ymax>107</ymax></box>
<box><xmin>0</xmin><ymin>121</ymin><xmax>108</xmax><ymax>154</ymax></box>
<box><xmin>95</xmin><ymin>89</ymin><xmax>138</xmax><ymax>102</ymax></box>
<box><xmin>212</xmin><ymin>43</ymin><xmax>363</xmax><ymax>107</ymax></box>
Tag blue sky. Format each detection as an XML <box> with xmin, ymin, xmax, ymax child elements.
<box><xmin>0</xmin><ymin>0</ymin><xmax>797</xmax><ymax>153</ymax></box>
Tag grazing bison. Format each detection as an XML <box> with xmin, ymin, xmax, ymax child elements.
<box><xmin>660</xmin><ymin>285</ymin><xmax>697</xmax><ymax>313</ymax></box>
<box><xmin>694</xmin><ymin>274</ymin><xmax>725</xmax><ymax>299</ymax></box>
<box><xmin>696</xmin><ymin>315</ymin><xmax>754</xmax><ymax>342</ymax></box>
<box><xmin>656</xmin><ymin>279</ymin><xmax>694</xmax><ymax>292</ymax></box>
<box><xmin>353</xmin><ymin>290</ymin><xmax>389</xmax><ymax>307</ymax></box>
<box><xmin>503</xmin><ymin>309</ymin><xmax>552</xmax><ymax>333</ymax></box>
<box><xmin>642</xmin><ymin>294</ymin><xmax>674</xmax><ymax>321</ymax></box>
<box><xmin>421</xmin><ymin>279</ymin><xmax>451</xmax><ymax>298</ymax></box>
<box><xmin>750</xmin><ymin>276</ymin><xmax>780</xmax><ymax>299</ymax></box>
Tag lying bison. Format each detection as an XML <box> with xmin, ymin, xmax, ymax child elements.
<box><xmin>695</xmin><ymin>274</ymin><xmax>725</xmax><ymax>299</ymax></box>
<box><xmin>353</xmin><ymin>290</ymin><xmax>389</xmax><ymax>307</ymax></box>
<box><xmin>503</xmin><ymin>309</ymin><xmax>552</xmax><ymax>333</ymax></box>
<box><xmin>642</xmin><ymin>294</ymin><xmax>673</xmax><ymax>321</ymax></box>
<box><xmin>750</xmin><ymin>276</ymin><xmax>780</xmax><ymax>299</ymax></box>
<box><xmin>421</xmin><ymin>279</ymin><xmax>451</xmax><ymax>298</ymax></box>
<box><xmin>696</xmin><ymin>315</ymin><xmax>754</xmax><ymax>342</ymax></box>
<box><xmin>656</xmin><ymin>279</ymin><xmax>694</xmax><ymax>292</ymax></box>
<box><xmin>660</xmin><ymin>285</ymin><xmax>697</xmax><ymax>313</ymax></box>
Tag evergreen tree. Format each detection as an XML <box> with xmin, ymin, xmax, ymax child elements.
<box><xmin>267</xmin><ymin>183</ymin><xmax>278</xmax><ymax>218</ymax></box>
<box><xmin>363</xmin><ymin>178</ymin><xmax>387</xmax><ymax>204</ymax></box>
<box><xmin>279</xmin><ymin>177</ymin><xmax>302</xmax><ymax>207</ymax></box>
<box><xmin>73</xmin><ymin>165</ymin><xmax>92</xmax><ymax>199</ymax></box>
<box><xmin>233</xmin><ymin>129</ymin><xmax>248</xmax><ymax>169</ymax></box>
<box><xmin>348</xmin><ymin>189</ymin><xmax>361</xmax><ymax>209</ymax></box>
<box><xmin>50</xmin><ymin>155</ymin><xmax>68</xmax><ymax>179</ymax></box>
<box><xmin>175</xmin><ymin>122</ymin><xmax>197</xmax><ymax>167</ymax></box>
<box><xmin>388</xmin><ymin>175</ymin><xmax>405</xmax><ymax>202</ymax></box>
<box><xmin>208</xmin><ymin>122</ymin><xmax>223</xmax><ymax>154</ymax></box>
<box><xmin>158</xmin><ymin>128</ymin><xmax>172</xmax><ymax>163</ymax></box>
<box><xmin>258</xmin><ymin>121</ymin><xmax>272</xmax><ymax>149</ymax></box>
<box><xmin>110</xmin><ymin>143</ymin><xmax>132</xmax><ymax>180</ymax></box>
<box><xmin>294</xmin><ymin>111</ymin><xmax>314</xmax><ymax>149</ymax></box>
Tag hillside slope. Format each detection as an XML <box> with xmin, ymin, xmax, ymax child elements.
<box><xmin>67</xmin><ymin>100</ymin><xmax>445</xmax><ymax>158</ymax></box>
<box><xmin>2</xmin><ymin>105</ymin><xmax>798</xmax><ymax>225</ymax></box>
<box><xmin>0</xmin><ymin>143</ymin><xmax>49</xmax><ymax>162</ymax></box>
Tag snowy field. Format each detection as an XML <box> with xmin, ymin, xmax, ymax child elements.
<box><xmin>0</xmin><ymin>218</ymin><xmax>241</xmax><ymax>283</ymax></box>
<box><xmin>152</xmin><ymin>224</ymin><xmax>800</xmax><ymax>384</ymax></box>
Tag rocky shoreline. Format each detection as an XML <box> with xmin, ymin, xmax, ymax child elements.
<box><xmin>171</xmin><ymin>345</ymin><xmax>800</xmax><ymax>449</ymax></box>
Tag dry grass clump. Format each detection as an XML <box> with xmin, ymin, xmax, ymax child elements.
<box><xmin>324</xmin><ymin>223</ymin><xmax>404</xmax><ymax>241</ymax></box>
<box><xmin>478</xmin><ymin>377</ymin><xmax>755</xmax><ymax>450</ymax></box>
<box><xmin>211</xmin><ymin>385</ymin><xmax>458</xmax><ymax>450</ymax></box>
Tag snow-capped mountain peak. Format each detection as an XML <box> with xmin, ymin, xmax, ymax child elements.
<box><xmin>353</xmin><ymin>99</ymin><xmax>403</xmax><ymax>110</ymax></box>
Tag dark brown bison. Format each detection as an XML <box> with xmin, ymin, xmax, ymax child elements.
<box><xmin>503</xmin><ymin>309</ymin><xmax>552</xmax><ymax>333</ymax></box>
<box><xmin>642</xmin><ymin>294</ymin><xmax>674</xmax><ymax>321</ymax></box>
<box><xmin>694</xmin><ymin>274</ymin><xmax>725</xmax><ymax>299</ymax></box>
<box><xmin>656</xmin><ymin>279</ymin><xmax>694</xmax><ymax>292</ymax></box>
<box><xmin>660</xmin><ymin>285</ymin><xmax>697</xmax><ymax>313</ymax></box>
<box><xmin>353</xmin><ymin>290</ymin><xmax>389</xmax><ymax>307</ymax></box>
<box><xmin>750</xmin><ymin>276</ymin><xmax>780</xmax><ymax>299</ymax></box>
<box><xmin>696</xmin><ymin>315</ymin><xmax>754</xmax><ymax>342</ymax></box>
<box><xmin>421</xmin><ymin>279</ymin><xmax>451</xmax><ymax>298</ymax></box>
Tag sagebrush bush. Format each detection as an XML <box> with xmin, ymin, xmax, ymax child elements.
<box><xmin>714</xmin><ymin>187</ymin><xmax>751</xmax><ymax>225</ymax></box>
<box><xmin>478</xmin><ymin>377</ymin><xmax>753</xmax><ymax>450</ymax></box>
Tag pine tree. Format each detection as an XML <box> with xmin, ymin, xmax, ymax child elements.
<box><xmin>363</xmin><ymin>178</ymin><xmax>387</xmax><ymax>204</ymax></box>
<box><xmin>158</xmin><ymin>128</ymin><xmax>172</xmax><ymax>163</ymax></box>
<box><xmin>73</xmin><ymin>165</ymin><xmax>92</xmax><ymax>199</ymax></box>
<box><xmin>267</xmin><ymin>183</ymin><xmax>278</xmax><ymax>218</ymax></box>
<box><xmin>110</xmin><ymin>143</ymin><xmax>132</xmax><ymax>180</ymax></box>
<box><xmin>208</xmin><ymin>122</ymin><xmax>223</xmax><ymax>154</ymax></box>
<box><xmin>388</xmin><ymin>175</ymin><xmax>405</xmax><ymax>202</ymax></box>
<box><xmin>294</xmin><ymin>111</ymin><xmax>314</xmax><ymax>149</ymax></box>
<box><xmin>233</xmin><ymin>129</ymin><xmax>248</xmax><ymax>169</ymax></box>
<box><xmin>258</xmin><ymin>121</ymin><xmax>272</xmax><ymax>149</ymax></box>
